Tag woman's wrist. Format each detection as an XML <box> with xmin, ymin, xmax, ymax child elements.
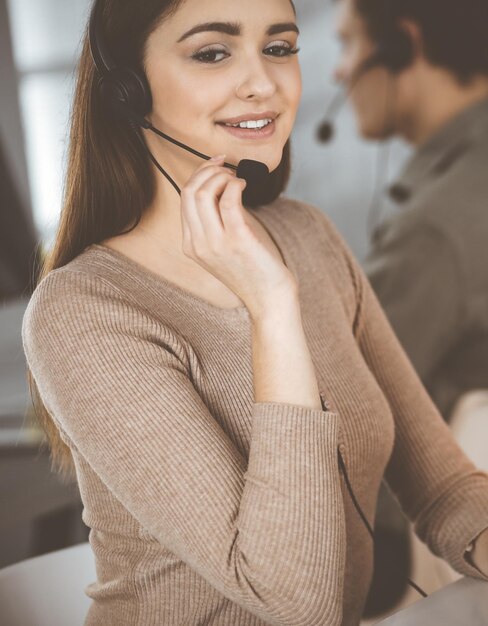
<box><xmin>248</xmin><ymin>280</ymin><xmax>300</xmax><ymax>324</ymax></box>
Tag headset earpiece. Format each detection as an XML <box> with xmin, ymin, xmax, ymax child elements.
<box><xmin>89</xmin><ymin>0</ymin><xmax>152</xmax><ymax>124</ymax></box>
<box><xmin>97</xmin><ymin>66</ymin><xmax>152</xmax><ymax>121</ymax></box>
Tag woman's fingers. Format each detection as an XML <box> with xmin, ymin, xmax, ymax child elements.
<box><xmin>181</xmin><ymin>156</ymin><xmax>246</xmax><ymax>260</ymax></box>
<box><xmin>187</xmin><ymin>171</ymin><xmax>244</xmax><ymax>259</ymax></box>
<box><xmin>183</xmin><ymin>156</ymin><xmax>231</xmax><ymax>197</ymax></box>
<box><xmin>180</xmin><ymin>157</ymin><xmax>231</xmax><ymax>251</ymax></box>
<box><xmin>219</xmin><ymin>177</ymin><xmax>248</xmax><ymax>233</ymax></box>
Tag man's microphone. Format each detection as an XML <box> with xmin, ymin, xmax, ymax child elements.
<box><xmin>316</xmin><ymin>49</ymin><xmax>387</xmax><ymax>143</ymax></box>
<box><xmin>317</xmin><ymin>90</ymin><xmax>347</xmax><ymax>143</ymax></box>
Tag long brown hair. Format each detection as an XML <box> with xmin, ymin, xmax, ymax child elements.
<box><xmin>28</xmin><ymin>0</ymin><xmax>293</xmax><ymax>480</ymax></box>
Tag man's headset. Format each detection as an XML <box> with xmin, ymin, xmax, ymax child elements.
<box><xmin>317</xmin><ymin>26</ymin><xmax>415</xmax><ymax>142</ymax></box>
<box><xmin>88</xmin><ymin>0</ymin><xmax>270</xmax><ymax>201</ymax></box>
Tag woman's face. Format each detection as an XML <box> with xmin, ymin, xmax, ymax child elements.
<box><xmin>143</xmin><ymin>0</ymin><xmax>301</xmax><ymax>175</ymax></box>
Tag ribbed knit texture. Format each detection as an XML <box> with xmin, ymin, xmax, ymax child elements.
<box><xmin>21</xmin><ymin>197</ymin><xmax>488</xmax><ymax>626</ymax></box>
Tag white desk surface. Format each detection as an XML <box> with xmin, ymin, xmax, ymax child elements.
<box><xmin>375</xmin><ymin>577</ymin><xmax>488</xmax><ymax>625</ymax></box>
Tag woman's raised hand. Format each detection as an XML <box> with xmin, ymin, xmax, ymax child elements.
<box><xmin>180</xmin><ymin>156</ymin><xmax>298</xmax><ymax>319</ymax></box>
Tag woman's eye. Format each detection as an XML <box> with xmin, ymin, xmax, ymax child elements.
<box><xmin>264</xmin><ymin>44</ymin><xmax>300</xmax><ymax>58</ymax></box>
<box><xmin>192</xmin><ymin>48</ymin><xmax>229</xmax><ymax>64</ymax></box>
<box><xmin>191</xmin><ymin>43</ymin><xmax>299</xmax><ymax>64</ymax></box>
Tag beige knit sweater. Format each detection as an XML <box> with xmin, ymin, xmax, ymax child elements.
<box><xmin>22</xmin><ymin>197</ymin><xmax>488</xmax><ymax>626</ymax></box>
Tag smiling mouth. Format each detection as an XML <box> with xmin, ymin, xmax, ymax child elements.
<box><xmin>216</xmin><ymin>116</ymin><xmax>278</xmax><ymax>139</ymax></box>
<box><xmin>219</xmin><ymin>118</ymin><xmax>274</xmax><ymax>129</ymax></box>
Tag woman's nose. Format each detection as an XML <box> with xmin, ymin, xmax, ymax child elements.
<box><xmin>235</xmin><ymin>58</ymin><xmax>277</xmax><ymax>100</ymax></box>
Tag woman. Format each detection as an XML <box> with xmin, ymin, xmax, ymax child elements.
<box><xmin>21</xmin><ymin>0</ymin><xmax>488</xmax><ymax>624</ymax></box>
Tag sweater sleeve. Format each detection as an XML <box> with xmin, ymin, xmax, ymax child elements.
<box><xmin>21</xmin><ymin>269</ymin><xmax>346</xmax><ymax>626</ymax></box>
<box><xmin>302</xmin><ymin>202</ymin><xmax>488</xmax><ymax>581</ymax></box>
<box><xmin>339</xmin><ymin>232</ymin><xmax>488</xmax><ymax>581</ymax></box>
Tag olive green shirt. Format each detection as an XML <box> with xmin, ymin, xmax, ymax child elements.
<box><xmin>365</xmin><ymin>97</ymin><xmax>488</xmax><ymax>421</ymax></box>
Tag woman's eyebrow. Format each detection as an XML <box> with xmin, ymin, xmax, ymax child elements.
<box><xmin>268</xmin><ymin>23</ymin><xmax>300</xmax><ymax>37</ymax></box>
<box><xmin>177</xmin><ymin>22</ymin><xmax>300</xmax><ymax>43</ymax></box>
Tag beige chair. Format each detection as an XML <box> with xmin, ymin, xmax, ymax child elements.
<box><xmin>0</xmin><ymin>542</ymin><xmax>95</xmax><ymax>626</ymax></box>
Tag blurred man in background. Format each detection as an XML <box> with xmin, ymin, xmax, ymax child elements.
<box><xmin>333</xmin><ymin>0</ymin><xmax>488</xmax><ymax>617</ymax></box>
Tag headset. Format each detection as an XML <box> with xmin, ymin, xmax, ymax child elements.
<box><xmin>89</xmin><ymin>0</ymin><xmax>428</xmax><ymax>606</ymax></box>
<box><xmin>88</xmin><ymin>0</ymin><xmax>270</xmax><ymax>201</ymax></box>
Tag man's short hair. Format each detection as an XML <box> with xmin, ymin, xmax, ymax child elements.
<box><xmin>355</xmin><ymin>0</ymin><xmax>488</xmax><ymax>84</ymax></box>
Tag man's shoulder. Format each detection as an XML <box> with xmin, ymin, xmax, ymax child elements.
<box><xmin>408</xmin><ymin>139</ymin><xmax>488</xmax><ymax>225</ymax></box>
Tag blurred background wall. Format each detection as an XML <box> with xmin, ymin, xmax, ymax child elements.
<box><xmin>0</xmin><ymin>0</ymin><xmax>412</xmax><ymax>568</ymax></box>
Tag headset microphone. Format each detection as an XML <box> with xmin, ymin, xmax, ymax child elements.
<box><xmin>316</xmin><ymin>49</ymin><xmax>389</xmax><ymax>143</ymax></box>
<box><xmin>316</xmin><ymin>88</ymin><xmax>346</xmax><ymax>144</ymax></box>
<box><xmin>236</xmin><ymin>160</ymin><xmax>271</xmax><ymax>206</ymax></box>
<box><xmin>127</xmin><ymin>109</ymin><xmax>269</xmax><ymax>189</ymax></box>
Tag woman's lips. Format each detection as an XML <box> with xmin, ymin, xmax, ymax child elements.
<box><xmin>217</xmin><ymin>119</ymin><xmax>276</xmax><ymax>140</ymax></box>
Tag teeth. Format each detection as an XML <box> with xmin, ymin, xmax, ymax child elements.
<box><xmin>224</xmin><ymin>118</ymin><xmax>273</xmax><ymax>129</ymax></box>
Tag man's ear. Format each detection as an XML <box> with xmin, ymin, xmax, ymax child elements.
<box><xmin>397</xmin><ymin>19</ymin><xmax>424</xmax><ymax>60</ymax></box>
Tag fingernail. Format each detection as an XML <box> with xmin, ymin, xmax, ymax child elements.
<box><xmin>210</xmin><ymin>154</ymin><xmax>226</xmax><ymax>162</ymax></box>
